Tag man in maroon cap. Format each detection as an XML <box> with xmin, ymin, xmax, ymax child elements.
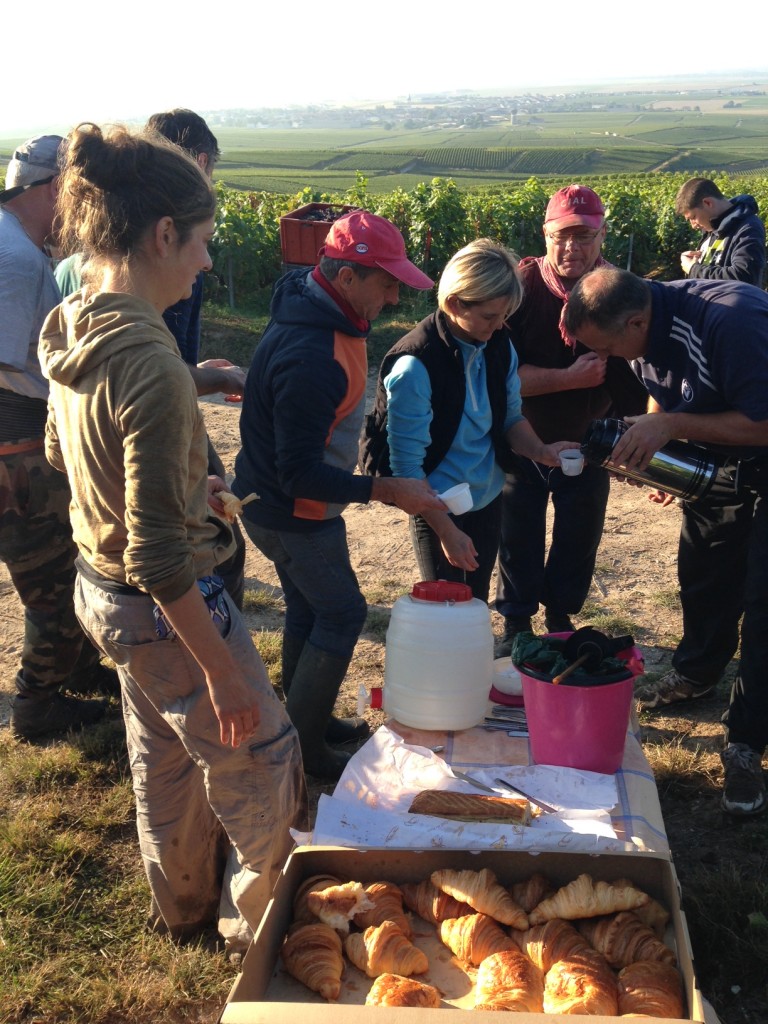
<box><xmin>494</xmin><ymin>185</ymin><xmax>646</xmax><ymax>655</ymax></box>
<box><xmin>232</xmin><ymin>211</ymin><xmax>444</xmax><ymax>779</ymax></box>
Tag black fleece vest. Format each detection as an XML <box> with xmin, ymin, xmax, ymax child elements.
<box><xmin>359</xmin><ymin>310</ymin><xmax>515</xmax><ymax>478</ymax></box>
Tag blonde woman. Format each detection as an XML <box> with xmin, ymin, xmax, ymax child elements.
<box><xmin>364</xmin><ymin>239</ymin><xmax>576</xmax><ymax>600</ymax></box>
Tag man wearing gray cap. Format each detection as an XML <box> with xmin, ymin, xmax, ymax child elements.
<box><xmin>0</xmin><ymin>136</ymin><xmax>112</xmax><ymax>738</ymax></box>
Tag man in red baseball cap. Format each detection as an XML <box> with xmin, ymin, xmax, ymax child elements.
<box><xmin>319</xmin><ymin>210</ymin><xmax>434</xmax><ymax>290</ymax></box>
<box><xmin>232</xmin><ymin>210</ymin><xmax>443</xmax><ymax>780</ymax></box>
<box><xmin>494</xmin><ymin>184</ymin><xmax>647</xmax><ymax>655</ymax></box>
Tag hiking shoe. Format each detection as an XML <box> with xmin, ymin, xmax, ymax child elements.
<box><xmin>10</xmin><ymin>691</ymin><xmax>107</xmax><ymax>741</ymax></box>
<box><xmin>64</xmin><ymin>661</ymin><xmax>121</xmax><ymax>697</ymax></box>
<box><xmin>635</xmin><ymin>669</ymin><xmax>714</xmax><ymax>712</ymax></box>
<box><xmin>544</xmin><ymin>610</ymin><xmax>575</xmax><ymax>634</ymax></box>
<box><xmin>721</xmin><ymin>743</ymin><xmax>766</xmax><ymax>816</ymax></box>
<box><xmin>495</xmin><ymin>617</ymin><xmax>532</xmax><ymax>659</ymax></box>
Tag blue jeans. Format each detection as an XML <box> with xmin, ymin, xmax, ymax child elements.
<box><xmin>241</xmin><ymin>516</ymin><xmax>367</xmax><ymax>660</ymax></box>
<box><xmin>495</xmin><ymin>454</ymin><xmax>610</xmax><ymax>619</ymax></box>
<box><xmin>409</xmin><ymin>494</ymin><xmax>502</xmax><ymax>602</ymax></box>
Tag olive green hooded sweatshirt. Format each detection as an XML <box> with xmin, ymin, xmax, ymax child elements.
<box><xmin>39</xmin><ymin>290</ymin><xmax>235</xmax><ymax>605</ymax></box>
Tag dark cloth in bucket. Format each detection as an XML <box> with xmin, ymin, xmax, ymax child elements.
<box><xmin>511</xmin><ymin>632</ymin><xmax>632</xmax><ymax>685</ymax></box>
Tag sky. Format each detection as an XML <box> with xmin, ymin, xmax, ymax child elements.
<box><xmin>4</xmin><ymin>1</ymin><xmax>767</xmax><ymax>136</ymax></box>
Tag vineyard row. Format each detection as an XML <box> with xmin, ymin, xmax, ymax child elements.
<box><xmin>206</xmin><ymin>172</ymin><xmax>768</xmax><ymax>306</ymax></box>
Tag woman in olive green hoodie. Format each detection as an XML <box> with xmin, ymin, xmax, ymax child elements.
<box><xmin>40</xmin><ymin>123</ymin><xmax>305</xmax><ymax>958</ymax></box>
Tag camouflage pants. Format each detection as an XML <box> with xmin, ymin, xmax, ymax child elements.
<box><xmin>0</xmin><ymin>447</ymin><xmax>97</xmax><ymax>694</ymax></box>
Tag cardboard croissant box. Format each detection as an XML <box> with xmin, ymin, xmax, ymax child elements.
<box><xmin>220</xmin><ymin>846</ymin><xmax>705</xmax><ymax>1023</ymax></box>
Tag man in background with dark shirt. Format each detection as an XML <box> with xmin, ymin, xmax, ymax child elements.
<box><xmin>676</xmin><ymin>177</ymin><xmax>765</xmax><ymax>286</ymax></box>
<box><xmin>146</xmin><ymin>109</ymin><xmax>248</xmax><ymax>608</ymax></box>
<box><xmin>494</xmin><ymin>185</ymin><xmax>646</xmax><ymax>655</ymax></box>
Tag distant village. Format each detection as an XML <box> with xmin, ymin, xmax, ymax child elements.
<box><xmin>205</xmin><ymin>85</ymin><xmax>766</xmax><ymax>132</ymax></box>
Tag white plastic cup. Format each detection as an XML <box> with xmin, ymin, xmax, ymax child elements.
<box><xmin>559</xmin><ymin>450</ymin><xmax>584</xmax><ymax>476</ymax></box>
<box><xmin>438</xmin><ymin>482</ymin><xmax>473</xmax><ymax>514</ymax></box>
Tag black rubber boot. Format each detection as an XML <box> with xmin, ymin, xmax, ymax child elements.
<box><xmin>325</xmin><ymin>715</ymin><xmax>371</xmax><ymax>745</ymax></box>
<box><xmin>280</xmin><ymin>631</ymin><xmax>305</xmax><ymax>696</ymax></box>
<box><xmin>494</xmin><ymin>617</ymin><xmax>532</xmax><ymax>659</ymax></box>
<box><xmin>285</xmin><ymin>642</ymin><xmax>355</xmax><ymax>780</ymax></box>
<box><xmin>282</xmin><ymin>632</ymin><xmax>370</xmax><ymax>747</ymax></box>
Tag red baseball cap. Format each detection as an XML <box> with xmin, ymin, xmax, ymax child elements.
<box><xmin>319</xmin><ymin>211</ymin><xmax>434</xmax><ymax>289</ymax></box>
<box><xmin>544</xmin><ymin>184</ymin><xmax>605</xmax><ymax>231</ymax></box>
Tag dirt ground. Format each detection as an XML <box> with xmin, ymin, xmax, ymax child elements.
<box><xmin>1</xmin><ymin>392</ymin><xmax>765</xmax><ymax>1022</ymax></box>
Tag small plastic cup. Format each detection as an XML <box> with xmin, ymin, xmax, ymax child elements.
<box><xmin>438</xmin><ymin>482</ymin><xmax>473</xmax><ymax>515</ymax></box>
<box><xmin>559</xmin><ymin>450</ymin><xmax>584</xmax><ymax>476</ymax></box>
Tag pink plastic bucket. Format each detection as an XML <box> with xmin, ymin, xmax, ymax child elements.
<box><xmin>520</xmin><ymin>634</ymin><xmax>643</xmax><ymax>774</ymax></box>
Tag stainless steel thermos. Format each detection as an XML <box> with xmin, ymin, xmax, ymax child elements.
<box><xmin>580</xmin><ymin>418</ymin><xmax>731</xmax><ymax>502</ymax></box>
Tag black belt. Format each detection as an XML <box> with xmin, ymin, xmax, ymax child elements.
<box><xmin>75</xmin><ymin>555</ymin><xmax>145</xmax><ymax>597</ymax></box>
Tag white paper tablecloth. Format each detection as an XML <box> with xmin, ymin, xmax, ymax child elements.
<box><xmin>297</xmin><ymin>715</ymin><xmax>669</xmax><ymax>854</ymax></box>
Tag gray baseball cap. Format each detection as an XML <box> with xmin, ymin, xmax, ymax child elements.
<box><xmin>1</xmin><ymin>135</ymin><xmax>65</xmax><ymax>203</ymax></box>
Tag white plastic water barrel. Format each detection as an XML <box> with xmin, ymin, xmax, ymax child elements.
<box><xmin>383</xmin><ymin>580</ymin><xmax>493</xmax><ymax>730</ymax></box>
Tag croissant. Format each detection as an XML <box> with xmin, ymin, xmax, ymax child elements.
<box><xmin>614</xmin><ymin>878</ymin><xmax>671</xmax><ymax>938</ymax></box>
<box><xmin>344</xmin><ymin>920</ymin><xmax>428</xmax><ymax>978</ymax></box>
<box><xmin>579</xmin><ymin>911</ymin><xmax>677</xmax><ymax>969</ymax></box>
<box><xmin>515</xmin><ymin>918</ymin><xmax>594</xmax><ymax>973</ymax></box>
<box><xmin>511</xmin><ymin>872</ymin><xmax>555</xmax><ymax>914</ymax></box>
<box><xmin>400</xmin><ymin>879</ymin><xmax>473</xmax><ymax>925</ymax></box>
<box><xmin>365</xmin><ymin>973</ymin><xmax>442</xmax><ymax>1008</ymax></box>
<box><xmin>306</xmin><ymin>880</ymin><xmax>374</xmax><ymax>935</ymax></box>
<box><xmin>292</xmin><ymin>874</ymin><xmax>342</xmax><ymax>924</ymax></box>
<box><xmin>474</xmin><ymin>948</ymin><xmax>545</xmax><ymax>1012</ymax></box>
<box><xmin>281</xmin><ymin>922</ymin><xmax>344</xmax><ymax>1000</ymax></box>
<box><xmin>543</xmin><ymin>952</ymin><xmax>619</xmax><ymax>1016</ymax></box>
<box><xmin>353</xmin><ymin>881</ymin><xmax>412</xmax><ymax>937</ymax></box>
<box><xmin>430</xmin><ymin>867</ymin><xmax>528</xmax><ymax>930</ymax></box>
<box><xmin>439</xmin><ymin>912</ymin><xmax>516</xmax><ymax>966</ymax></box>
<box><xmin>618</xmin><ymin>960</ymin><xmax>685</xmax><ymax>1018</ymax></box>
<box><xmin>528</xmin><ymin>873</ymin><xmax>649</xmax><ymax>924</ymax></box>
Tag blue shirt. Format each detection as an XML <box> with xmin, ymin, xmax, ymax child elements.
<box><xmin>384</xmin><ymin>333</ymin><xmax>523</xmax><ymax>509</ymax></box>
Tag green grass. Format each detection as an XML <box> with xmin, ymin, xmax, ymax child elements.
<box><xmin>363</xmin><ymin>608</ymin><xmax>391</xmax><ymax>643</ymax></box>
<box><xmin>242</xmin><ymin>587</ymin><xmax>283</xmax><ymax>614</ymax></box>
<box><xmin>579</xmin><ymin>601</ymin><xmax>641</xmax><ymax>637</ymax></box>
<box><xmin>363</xmin><ymin>579</ymin><xmax>410</xmax><ymax>606</ymax></box>
<box><xmin>251</xmin><ymin>629</ymin><xmax>283</xmax><ymax>684</ymax></box>
<box><xmin>0</xmin><ymin>732</ymin><xmax>236</xmax><ymax>1023</ymax></box>
<box><xmin>649</xmin><ymin>588</ymin><xmax>681</xmax><ymax>611</ymax></box>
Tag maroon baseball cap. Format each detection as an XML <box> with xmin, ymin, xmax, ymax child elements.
<box><xmin>544</xmin><ymin>184</ymin><xmax>605</xmax><ymax>231</ymax></box>
<box><xmin>319</xmin><ymin>211</ymin><xmax>433</xmax><ymax>289</ymax></box>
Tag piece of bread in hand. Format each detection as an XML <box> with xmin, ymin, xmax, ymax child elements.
<box><xmin>217</xmin><ymin>490</ymin><xmax>257</xmax><ymax>522</ymax></box>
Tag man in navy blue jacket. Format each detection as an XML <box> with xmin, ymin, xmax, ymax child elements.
<box><xmin>675</xmin><ymin>178</ymin><xmax>765</xmax><ymax>286</ymax></box>
<box><xmin>564</xmin><ymin>268</ymin><xmax>768</xmax><ymax>817</ymax></box>
<box><xmin>234</xmin><ymin>212</ymin><xmax>443</xmax><ymax>780</ymax></box>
